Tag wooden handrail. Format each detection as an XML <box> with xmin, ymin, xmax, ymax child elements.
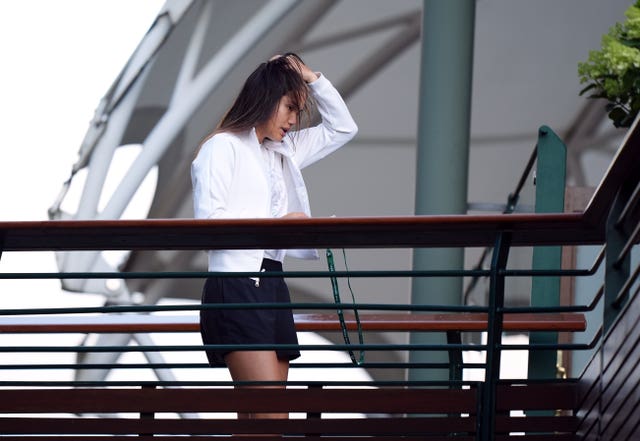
<box><xmin>0</xmin><ymin>212</ymin><xmax>600</xmax><ymax>252</ymax></box>
<box><xmin>0</xmin><ymin>312</ymin><xmax>586</xmax><ymax>334</ymax></box>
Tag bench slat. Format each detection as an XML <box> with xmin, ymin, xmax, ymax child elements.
<box><xmin>0</xmin><ymin>388</ymin><xmax>477</xmax><ymax>414</ymax></box>
<box><xmin>495</xmin><ymin>436</ymin><xmax>577</xmax><ymax>441</ymax></box>
<box><xmin>0</xmin><ymin>312</ymin><xmax>586</xmax><ymax>333</ymax></box>
<box><xmin>497</xmin><ymin>382</ymin><xmax>578</xmax><ymax>410</ymax></box>
<box><xmin>0</xmin><ymin>437</ymin><xmax>478</xmax><ymax>441</ymax></box>
<box><xmin>0</xmin><ymin>416</ymin><xmax>476</xmax><ymax>436</ymax></box>
<box><xmin>496</xmin><ymin>415</ymin><xmax>578</xmax><ymax>433</ymax></box>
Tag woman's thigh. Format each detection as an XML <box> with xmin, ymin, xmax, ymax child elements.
<box><xmin>224</xmin><ymin>350</ymin><xmax>289</xmax><ymax>382</ymax></box>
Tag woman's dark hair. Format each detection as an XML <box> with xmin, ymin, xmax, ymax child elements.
<box><xmin>216</xmin><ymin>53</ymin><xmax>312</xmax><ymax>135</ymax></box>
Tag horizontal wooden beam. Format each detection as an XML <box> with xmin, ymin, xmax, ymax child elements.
<box><xmin>0</xmin><ymin>213</ymin><xmax>602</xmax><ymax>252</ymax></box>
<box><xmin>0</xmin><ymin>312</ymin><xmax>586</xmax><ymax>333</ymax></box>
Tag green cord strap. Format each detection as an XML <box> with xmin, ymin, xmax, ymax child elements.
<box><xmin>326</xmin><ymin>249</ymin><xmax>364</xmax><ymax>365</ymax></box>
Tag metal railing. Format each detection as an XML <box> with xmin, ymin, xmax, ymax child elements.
<box><xmin>0</xmin><ymin>215</ymin><xmax>604</xmax><ymax>440</ymax></box>
<box><xmin>0</xmin><ymin>120</ymin><xmax>638</xmax><ymax>438</ymax></box>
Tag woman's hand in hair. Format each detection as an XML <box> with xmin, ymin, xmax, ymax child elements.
<box><xmin>269</xmin><ymin>53</ymin><xmax>318</xmax><ymax>83</ymax></box>
<box><xmin>283</xmin><ymin>54</ymin><xmax>319</xmax><ymax>84</ymax></box>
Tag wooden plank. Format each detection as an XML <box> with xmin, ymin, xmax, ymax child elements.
<box><xmin>495</xmin><ymin>435</ymin><xmax>577</xmax><ymax>441</ymax></box>
<box><xmin>0</xmin><ymin>388</ymin><xmax>478</xmax><ymax>414</ymax></box>
<box><xmin>496</xmin><ymin>382</ymin><xmax>578</xmax><ymax>410</ymax></box>
<box><xmin>0</xmin><ymin>437</ymin><xmax>477</xmax><ymax>441</ymax></box>
<box><xmin>0</xmin><ymin>312</ymin><xmax>586</xmax><ymax>333</ymax></box>
<box><xmin>296</xmin><ymin>312</ymin><xmax>587</xmax><ymax>332</ymax></box>
<box><xmin>495</xmin><ymin>415</ymin><xmax>578</xmax><ymax>433</ymax></box>
<box><xmin>0</xmin><ymin>437</ymin><xmax>476</xmax><ymax>441</ymax></box>
<box><xmin>0</xmin><ymin>416</ymin><xmax>476</xmax><ymax>436</ymax></box>
<box><xmin>0</xmin><ymin>212</ymin><xmax>602</xmax><ymax>253</ymax></box>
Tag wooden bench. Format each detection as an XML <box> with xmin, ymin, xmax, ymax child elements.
<box><xmin>0</xmin><ymin>381</ymin><xmax>578</xmax><ymax>440</ymax></box>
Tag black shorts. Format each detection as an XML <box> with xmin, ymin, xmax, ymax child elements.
<box><xmin>199</xmin><ymin>258</ymin><xmax>300</xmax><ymax>366</ymax></box>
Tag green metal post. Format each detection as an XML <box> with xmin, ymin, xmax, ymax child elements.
<box><xmin>409</xmin><ymin>0</ymin><xmax>475</xmax><ymax>382</ymax></box>
<box><xmin>528</xmin><ymin>126</ymin><xmax>566</xmax><ymax>380</ymax></box>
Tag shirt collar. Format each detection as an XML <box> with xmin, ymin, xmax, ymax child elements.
<box><xmin>250</xmin><ymin>127</ymin><xmax>294</xmax><ymax>158</ymax></box>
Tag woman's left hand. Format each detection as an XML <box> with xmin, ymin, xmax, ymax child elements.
<box><xmin>281</xmin><ymin>54</ymin><xmax>319</xmax><ymax>84</ymax></box>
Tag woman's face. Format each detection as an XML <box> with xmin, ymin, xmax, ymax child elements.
<box><xmin>257</xmin><ymin>94</ymin><xmax>303</xmax><ymax>143</ymax></box>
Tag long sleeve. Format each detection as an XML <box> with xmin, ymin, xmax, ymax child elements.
<box><xmin>288</xmin><ymin>74</ymin><xmax>358</xmax><ymax>170</ymax></box>
<box><xmin>191</xmin><ymin>135</ymin><xmax>235</xmax><ymax>220</ymax></box>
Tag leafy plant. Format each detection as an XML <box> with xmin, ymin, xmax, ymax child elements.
<box><xmin>578</xmin><ymin>1</ymin><xmax>640</xmax><ymax>127</ymax></box>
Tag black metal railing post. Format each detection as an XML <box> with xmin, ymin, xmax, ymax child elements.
<box><xmin>604</xmin><ymin>180</ymin><xmax>636</xmax><ymax>330</ymax></box>
<box><xmin>480</xmin><ymin>232</ymin><xmax>511</xmax><ymax>441</ymax></box>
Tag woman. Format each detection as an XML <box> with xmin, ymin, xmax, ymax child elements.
<box><xmin>191</xmin><ymin>53</ymin><xmax>357</xmax><ymax>419</ymax></box>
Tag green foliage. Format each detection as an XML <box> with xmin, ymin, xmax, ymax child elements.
<box><xmin>578</xmin><ymin>1</ymin><xmax>640</xmax><ymax>127</ymax></box>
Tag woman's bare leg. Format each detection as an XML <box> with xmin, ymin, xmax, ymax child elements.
<box><xmin>225</xmin><ymin>350</ymin><xmax>290</xmax><ymax>419</ymax></box>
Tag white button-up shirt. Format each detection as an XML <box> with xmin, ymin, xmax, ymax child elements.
<box><xmin>191</xmin><ymin>74</ymin><xmax>358</xmax><ymax>272</ymax></box>
<box><xmin>263</xmin><ymin>146</ymin><xmax>287</xmax><ymax>262</ymax></box>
